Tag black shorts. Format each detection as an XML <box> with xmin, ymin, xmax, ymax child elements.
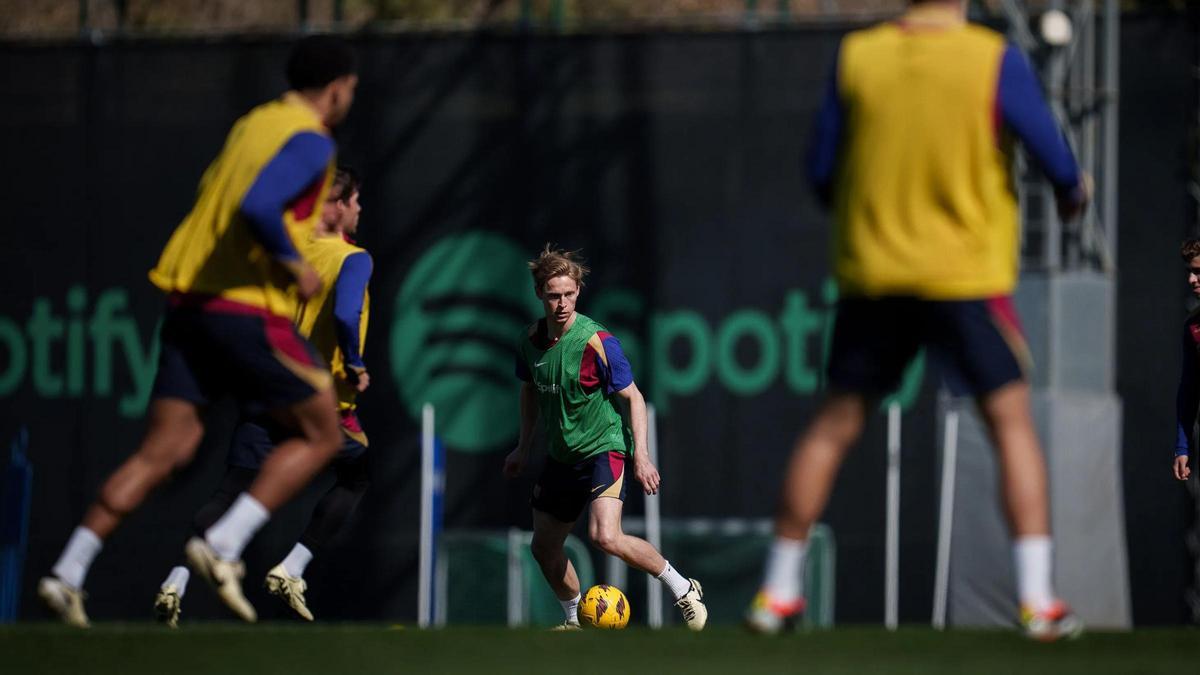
<box><xmin>227</xmin><ymin>414</ymin><xmax>368</xmax><ymax>471</ymax></box>
<box><xmin>827</xmin><ymin>296</ymin><xmax>1030</xmax><ymax>397</ymax></box>
<box><xmin>531</xmin><ymin>451</ymin><xmax>628</xmax><ymax>524</ymax></box>
<box><xmin>151</xmin><ymin>296</ymin><xmax>331</xmax><ymax>412</ymax></box>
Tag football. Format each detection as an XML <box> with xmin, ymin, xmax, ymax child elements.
<box><xmin>578</xmin><ymin>584</ymin><xmax>630</xmax><ymax>629</ymax></box>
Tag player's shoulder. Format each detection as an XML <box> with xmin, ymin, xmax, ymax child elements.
<box><xmin>1185</xmin><ymin>305</ymin><xmax>1200</xmax><ymax>325</ymax></box>
<box><xmin>575</xmin><ymin>313</ymin><xmax>613</xmax><ymax>338</ymax></box>
<box><xmin>521</xmin><ymin>319</ymin><xmax>542</xmax><ymax>342</ymax></box>
<box><xmin>961</xmin><ymin>22</ymin><xmax>1007</xmax><ymax>51</ymax></box>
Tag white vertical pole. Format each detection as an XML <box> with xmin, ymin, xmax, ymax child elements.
<box><xmin>646</xmin><ymin>404</ymin><xmax>664</xmax><ymax>628</ymax></box>
<box><xmin>932</xmin><ymin>408</ymin><xmax>960</xmax><ymax>630</ymax></box>
<box><xmin>434</xmin><ymin>539</ymin><xmax>448</xmax><ymax>627</ymax></box>
<box><xmin>885</xmin><ymin>402</ymin><xmax>901</xmax><ymax>631</ymax></box>
<box><xmin>418</xmin><ymin>403</ymin><xmax>435</xmax><ymax>628</ymax></box>
<box><xmin>507</xmin><ymin>528</ymin><xmax>525</xmax><ymax>627</ymax></box>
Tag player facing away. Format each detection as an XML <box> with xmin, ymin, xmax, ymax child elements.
<box><xmin>744</xmin><ymin>0</ymin><xmax>1090</xmax><ymax>640</ymax></box>
<box><xmin>503</xmin><ymin>246</ymin><xmax>707</xmax><ymax>630</ymax></box>
<box><xmin>38</xmin><ymin>36</ymin><xmax>358</xmax><ymax>627</ymax></box>
<box><xmin>153</xmin><ymin>167</ymin><xmax>373</xmax><ymax>626</ymax></box>
<box><xmin>1173</xmin><ymin>239</ymin><xmax>1200</xmax><ymax>483</ymax></box>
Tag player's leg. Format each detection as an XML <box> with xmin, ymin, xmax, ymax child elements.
<box><xmin>186</xmin><ymin>313</ymin><xmax>340</xmax><ymax>622</ymax></box>
<box><xmin>154</xmin><ymin>566</ymin><xmax>190</xmax><ymax>629</ymax></box>
<box><xmin>155</xmin><ymin>464</ymin><xmax>257</xmax><ymax>627</ymax></box>
<box><xmin>748</xmin><ymin>297</ymin><xmax>915</xmax><ymax>633</ymax></box>
<box><xmin>531</xmin><ymin>509</ymin><xmax>583</xmax><ymax>629</ymax></box>
<box><xmin>42</xmin><ymin>399</ymin><xmax>204</xmax><ymax>627</ymax></box>
<box><xmin>939</xmin><ymin>297</ymin><xmax>1080</xmax><ymax>640</ymax></box>
<box><xmin>528</xmin><ymin>455</ymin><xmax>591</xmax><ymax>629</ymax></box>
<box><xmin>755</xmin><ymin>391</ymin><xmax>866</xmax><ymax>615</ymax></box>
<box><xmin>267</xmin><ymin>444</ymin><xmax>369</xmax><ymax>621</ymax></box>
<box><xmin>588</xmin><ymin>495</ymin><xmax>707</xmax><ymax>630</ymax></box>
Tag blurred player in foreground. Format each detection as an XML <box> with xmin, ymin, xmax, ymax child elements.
<box><xmin>154</xmin><ymin>167</ymin><xmax>373</xmax><ymax>626</ymax></box>
<box><xmin>39</xmin><ymin>36</ymin><xmax>358</xmax><ymax>627</ymax></box>
<box><xmin>503</xmin><ymin>246</ymin><xmax>707</xmax><ymax>630</ymax></box>
<box><xmin>1173</xmin><ymin>239</ymin><xmax>1200</xmax><ymax>483</ymax></box>
<box><xmin>745</xmin><ymin>0</ymin><xmax>1090</xmax><ymax>640</ymax></box>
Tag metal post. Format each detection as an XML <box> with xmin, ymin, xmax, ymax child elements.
<box><xmin>1102</xmin><ymin>0</ymin><xmax>1119</xmax><ymax>267</ymax></box>
<box><xmin>932</xmin><ymin>407</ymin><xmax>960</xmax><ymax>630</ymax></box>
<box><xmin>507</xmin><ymin>529</ymin><xmax>525</xmax><ymax>627</ymax></box>
<box><xmin>646</xmin><ymin>404</ymin><xmax>664</xmax><ymax>628</ymax></box>
<box><xmin>418</xmin><ymin>403</ymin><xmax>435</xmax><ymax>628</ymax></box>
<box><xmin>885</xmin><ymin>402</ymin><xmax>901</xmax><ymax>630</ymax></box>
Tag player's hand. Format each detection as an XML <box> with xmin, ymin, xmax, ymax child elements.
<box><xmin>283</xmin><ymin>259</ymin><xmax>323</xmax><ymax>301</ymax></box>
<box><xmin>1174</xmin><ymin>455</ymin><xmax>1192</xmax><ymax>481</ymax></box>
<box><xmin>634</xmin><ymin>458</ymin><xmax>660</xmax><ymax>496</ymax></box>
<box><xmin>345</xmin><ymin>367</ymin><xmax>370</xmax><ymax>393</ymax></box>
<box><xmin>503</xmin><ymin>448</ymin><xmax>528</xmax><ymax>479</ymax></box>
<box><xmin>295</xmin><ymin>264</ymin><xmax>322</xmax><ymax>300</ymax></box>
<box><xmin>1056</xmin><ymin>172</ymin><xmax>1092</xmax><ymax>223</ymax></box>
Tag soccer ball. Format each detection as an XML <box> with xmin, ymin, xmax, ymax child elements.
<box><xmin>578</xmin><ymin>584</ymin><xmax>630</xmax><ymax>629</ymax></box>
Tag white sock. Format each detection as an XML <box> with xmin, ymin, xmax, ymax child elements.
<box><xmin>282</xmin><ymin>543</ymin><xmax>314</xmax><ymax>578</ymax></box>
<box><xmin>1014</xmin><ymin>535</ymin><xmax>1055</xmax><ymax>612</ymax></box>
<box><xmin>162</xmin><ymin>566</ymin><xmax>190</xmax><ymax>597</ymax></box>
<box><xmin>560</xmin><ymin>593</ymin><xmax>581</xmax><ymax>623</ymax></box>
<box><xmin>52</xmin><ymin>527</ymin><xmax>103</xmax><ymax>590</ymax></box>
<box><xmin>656</xmin><ymin>561</ymin><xmax>692</xmax><ymax>600</ymax></box>
<box><xmin>204</xmin><ymin>493</ymin><xmax>269</xmax><ymax>561</ymax></box>
<box><xmin>763</xmin><ymin>537</ymin><xmax>807</xmax><ymax>604</ymax></box>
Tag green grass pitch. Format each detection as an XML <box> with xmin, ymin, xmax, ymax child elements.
<box><xmin>1</xmin><ymin>624</ymin><xmax>1195</xmax><ymax>674</ymax></box>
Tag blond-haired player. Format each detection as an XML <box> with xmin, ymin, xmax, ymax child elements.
<box><xmin>503</xmin><ymin>245</ymin><xmax>707</xmax><ymax>630</ymax></box>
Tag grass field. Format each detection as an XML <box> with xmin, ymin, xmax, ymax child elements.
<box><xmin>1</xmin><ymin>624</ymin><xmax>1196</xmax><ymax>675</ymax></box>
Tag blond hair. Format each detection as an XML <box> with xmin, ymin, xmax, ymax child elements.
<box><xmin>528</xmin><ymin>243</ymin><xmax>589</xmax><ymax>293</ymax></box>
<box><xmin>1183</xmin><ymin>238</ymin><xmax>1200</xmax><ymax>262</ymax></box>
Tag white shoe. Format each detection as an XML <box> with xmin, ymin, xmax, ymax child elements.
<box><xmin>675</xmin><ymin>578</ymin><xmax>708</xmax><ymax>631</ymax></box>
<box><xmin>1021</xmin><ymin>600</ymin><xmax>1084</xmax><ymax>642</ymax></box>
<box><xmin>550</xmin><ymin>620</ymin><xmax>582</xmax><ymax>631</ymax></box>
<box><xmin>154</xmin><ymin>585</ymin><xmax>182</xmax><ymax>628</ymax></box>
<box><xmin>744</xmin><ymin>591</ymin><xmax>805</xmax><ymax>635</ymax></box>
<box><xmin>265</xmin><ymin>564</ymin><xmax>314</xmax><ymax>621</ymax></box>
<box><xmin>185</xmin><ymin>537</ymin><xmax>256</xmax><ymax>623</ymax></box>
<box><xmin>38</xmin><ymin>576</ymin><xmax>89</xmax><ymax>628</ymax></box>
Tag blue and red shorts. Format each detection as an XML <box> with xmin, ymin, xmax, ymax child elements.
<box><xmin>227</xmin><ymin>413</ymin><xmax>367</xmax><ymax>470</ymax></box>
<box><xmin>532</xmin><ymin>450</ymin><xmax>628</xmax><ymax>524</ymax></box>
<box><xmin>151</xmin><ymin>294</ymin><xmax>332</xmax><ymax>413</ymax></box>
<box><xmin>827</xmin><ymin>296</ymin><xmax>1030</xmax><ymax>397</ymax></box>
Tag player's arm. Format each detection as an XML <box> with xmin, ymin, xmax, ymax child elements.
<box><xmin>1175</xmin><ymin>325</ymin><xmax>1197</xmax><ymax>481</ymax></box>
<box><xmin>805</xmin><ymin>45</ymin><xmax>844</xmax><ymax>208</ymax></box>
<box><xmin>593</xmin><ymin>332</ymin><xmax>661</xmax><ymax>495</ymax></box>
<box><xmin>239</xmin><ymin>131</ymin><xmax>335</xmax><ymax>298</ymax></box>
<box><xmin>333</xmin><ymin>252</ymin><xmax>372</xmax><ymax>392</ymax></box>
<box><xmin>996</xmin><ymin>44</ymin><xmax>1090</xmax><ymax>222</ymax></box>
<box><xmin>504</xmin><ymin>359</ymin><xmax>540</xmax><ymax>479</ymax></box>
<box><xmin>614</xmin><ymin>383</ymin><xmax>659</xmax><ymax>496</ymax></box>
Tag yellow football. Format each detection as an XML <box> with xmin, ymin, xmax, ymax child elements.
<box><xmin>578</xmin><ymin>584</ymin><xmax>631</xmax><ymax>629</ymax></box>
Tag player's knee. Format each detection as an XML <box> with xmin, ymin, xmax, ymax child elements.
<box><xmin>139</xmin><ymin>422</ymin><xmax>203</xmax><ymax>474</ymax></box>
<box><xmin>590</xmin><ymin>529</ymin><xmax>621</xmax><ymax>556</ymax></box>
<box><xmin>309</xmin><ymin>419</ymin><xmax>342</xmax><ymax>459</ymax></box>
<box><xmin>530</xmin><ymin>537</ymin><xmax>559</xmax><ymax>564</ymax></box>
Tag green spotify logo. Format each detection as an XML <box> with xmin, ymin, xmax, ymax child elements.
<box><xmin>391</xmin><ymin>231</ymin><xmax>542</xmax><ymax>453</ymax></box>
<box><xmin>392</xmin><ymin>231</ymin><xmax>926</xmax><ymax>454</ymax></box>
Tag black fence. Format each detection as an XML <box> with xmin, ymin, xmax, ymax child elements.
<box><xmin>0</xmin><ymin>15</ymin><xmax>1195</xmax><ymax>624</ymax></box>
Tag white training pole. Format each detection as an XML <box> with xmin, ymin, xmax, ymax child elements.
<box><xmin>606</xmin><ymin>552</ymin><xmax>628</xmax><ymax>594</ymax></box>
<box><xmin>646</xmin><ymin>404</ymin><xmax>664</xmax><ymax>628</ymax></box>
<box><xmin>418</xmin><ymin>403</ymin><xmax>435</xmax><ymax>628</ymax></box>
<box><xmin>507</xmin><ymin>528</ymin><xmax>524</xmax><ymax>627</ymax></box>
<box><xmin>885</xmin><ymin>402</ymin><xmax>901</xmax><ymax>631</ymax></box>
<box><xmin>932</xmin><ymin>408</ymin><xmax>960</xmax><ymax>630</ymax></box>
